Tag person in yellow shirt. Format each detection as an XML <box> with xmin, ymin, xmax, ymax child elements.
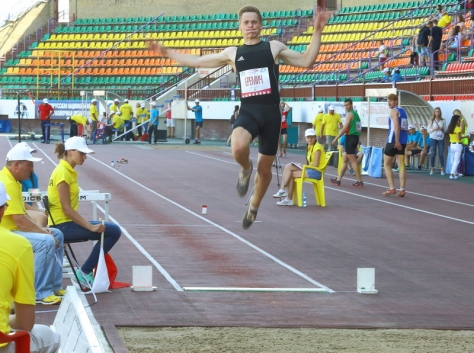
<box><xmin>272</xmin><ymin>128</ymin><xmax>326</xmax><ymax>205</ymax></box>
<box><xmin>109</xmin><ymin>99</ymin><xmax>120</xmax><ymax>114</ymax></box>
<box><xmin>48</xmin><ymin>137</ymin><xmax>121</xmax><ymax>289</ymax></box>
<box><xmin>320</xmin><ymin>105</ymin><xmax>342</xmax><ymax>151</ymax></box>
<box><xmin>0</xmin><ymin>181</ymin><xmax>61</xmax><ymax>353</ymax></box>
<box><xmin>89</xmin><ymin>99</ymin><xmax>99</xmax><ymax>144</ymax></box>
<box><xmin>0</xmin><ymin>144</ymin><xmax>65</xmax><ymax>305</ymax></box>
<box><xmin>438</xmin><ymin>10</ymin><xmax>451</xmax><ymax>28</ymax></box>
<box><xmin>105</xmin><ymin>111</ymin><xmax>123</xmax><ymax>143</ymax></box>
<box><xmin>447</xmin><ymin>115</ymin><xmax>469</xmax><ymax>179</ymax></box>
<box><xmin>120</xmin><ymin>99</ymin><xmax>134</xmax><ymax>141</ymax></box>
<box><xmin>312</xmin><ymin>106</ymin><xmax>325</xmax><ymax>144</ymax></box>
<box><xmin>135</xmin><ymin>102</ymin><xmax>149</xmax><ymax>138</ymax></box>
<box><xmin>68</xmin><ymin>114</ymin><xmax>87</xmax><ymax>137</ymax></box>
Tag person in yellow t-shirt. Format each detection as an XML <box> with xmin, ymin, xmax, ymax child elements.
<box><xmin>447</xmin><ymin>115</ymin><xmax>469</xmax><ymax>179</ymax></box>
<box><xmin>89</xmin><ymin>99</ymin><xmax>99</xmax><ymax>144</ymax></box>
<box><xmin>48</xmin><ymin>137</ymin><xmax>121</xmax><ymax>289</ymax></box>
<box><xmin>135</xmin><ymin>102</ymin><xmax>149</xmax><ymax>138</ymax></box>
<box><xmin>104</xmin><ymin>111</ymin><xmax>123</xmax><ymax>143</ymax></box>
<box><xmin>0</xmin><ymin>144</ymin><xmax>65</xmax><ymax>305</ymax></box>
<box><xmin>120</xmin><ymin>99</ymin><xmax>134</xmax><ymax>141</ymax></box>
<box><xmin>312</xmin><ymin>106</ymin><xmax>325</xmax><ymax>144</ymax></box>
<box><xmin>272</xmin><ymin>128</ymin><xmax>325</xmax><ymax>206</ymax></box>
<box><xmin>320</xmin><ymin>105</ymin><xmax>342</xmax><ymax>151</ymax></box>
<box><xmin>109</xmin><ymin>99</ymin><xmax>120</xmax><ymax>114</ymax></box>
<box><xmin>0</xmin><ymin>182</ymin><xmax>61</xmax><ymax>352</ymax></box>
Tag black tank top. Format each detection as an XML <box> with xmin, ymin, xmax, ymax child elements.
<box><xmin>235</xmin><ymin>41</ymin><xmax>280</xmax><ymax>105</ymax></box>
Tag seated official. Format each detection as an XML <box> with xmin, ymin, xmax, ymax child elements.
<box><xmin>0</xmin><ymin>182</ymin><xmax>61</xmax><ymax>353</ymax></box>
<box><xmin>48</xmin><ymin>137</ymin><xmax>121</xmax><ymax>289</ymax></box>
<box><xmin>272</xmin><ymin>128</ymin><xmax>326</xmax><ymax>206</ymax></box>
<box><xmin>104</xmin><ymin>111</ymin><xmax>124</xmax><ymax>143</ymax></box>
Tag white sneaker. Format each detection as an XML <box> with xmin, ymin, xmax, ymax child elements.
<box><xmin>276</xmin><ymin>199</ymin><xmax>293</xmax><ymax>206</ymax></box>
<box><xmin>440</xmin><ymin>171</ymin><xmax>445</xmax><ymax>175</ymax></box>
<box><xmin>449</xmin><ymin>175</ymin><xmax>458</xmax><ymax>180</ymax></box>
<box><xmin>273</xmin><ymin>190</ymin><xmax>287</xmax><ymax>198</ymax></box>
<box><xmin>458</xmin><ymin>173</ymin><xmax>463</xmax><ymax>177</ymax></box>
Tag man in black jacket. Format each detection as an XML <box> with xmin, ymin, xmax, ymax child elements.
<box><xmin>430</xmin><ymin>19</ymin><xmax>443</xmax><ymax>71</ymax></box>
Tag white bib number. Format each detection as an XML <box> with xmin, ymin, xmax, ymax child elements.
<box><xmin>400</xmin><ymin>118</ymin><xmax>408</xmax><ymax>130</ymax></box>
<box><xmin>240</xmin><ymin>67</ymin><xmax>272</xmax><ymax>98</ymax></box>
<box><xmin>356</xmin><ymin>121</ymin><xmax>362</xmax><ymax>132</ymax></box>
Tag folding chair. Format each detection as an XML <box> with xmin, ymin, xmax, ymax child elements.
<box><xmin>0</xmin><ymin>331</ymin><xmax>30</xmax><ymax>353</ymax></box>
<box><xmin>42</xmin><ymin>196</ymin><xmax>90</xmax><ymax>291</ymax></box>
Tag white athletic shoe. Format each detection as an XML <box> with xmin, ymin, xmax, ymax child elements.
<box><xmin>273</xmin><ymin>189</ymin><xmax>287</xmax><ymax>198</ymax></box>
<box><xmin>276</xmin><ymin>199</ymin><xmax>293</xmax><ymax>206</ymax></box>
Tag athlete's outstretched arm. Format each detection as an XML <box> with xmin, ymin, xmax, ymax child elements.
<box><xmin>275</xmin><ymin>10</ymin><xmax>332</xmax><ymax>68</ymax></box>
<box><xmin>148</xmin><ymin>41</ymin><xmax>236</xmax><ymax>68</ymax></box>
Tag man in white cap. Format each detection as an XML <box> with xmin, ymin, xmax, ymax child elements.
<box><xmin>381</xmin><ymin>67</ymin><xmax>391</xmax><ymax>82</ymax></box>
<box><xmin>148</xmin><ymin>6</ymin><xmax>331</xmax><ymax>229</ymax></box>
<box><xmin>90</xmin><ymin>99</ymin><xmax>99</xmax><ymax>144</ymax></box>
<box><xmin>165</xmin><ymin>101</ymin><xmax>175</xmax><ymax>138</ymax></box>
<box><xmin>38</xmin><ymin>98</ymin><xmax>54</xmax><ymax>143</ymax></box>
<box><xmin>110</xmin><ymin>98</ymin><xmax>120</xmax><ymax>114</ymax></box>
<box><xmin>320</xmin><ymin>104</ymin><xmax>342</xmax><ymax>151</ymax></box>
<box><xmin>0</xmin><ymin>144</ymin><xmax>65</xmax><ymax>305</ymax></box>
<box><xmin>148</xmin><ymin>102</ymin><xmax>159</xmax><ymax>144</ymax></box>
<box><xmin>0</xmin><ymin>181</ymin><xmax>61</xmax><ymax>353</ymax></box>
<box><xmin>187</xmin><ymin>99</ymin><xmax>203</xmax><ymax>144</ymax></box>
<box><xmin>312</xmin><ymin>106</ymin><xmax>325</xmax><ymax>144</ymax></box>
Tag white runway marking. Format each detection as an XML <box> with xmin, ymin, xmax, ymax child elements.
<box><xmin>86</xmin><ymin>154</ymin><xmax>334</xmax><ymax>293</ymax></box>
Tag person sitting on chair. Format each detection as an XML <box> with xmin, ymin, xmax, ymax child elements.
<box><xmin>0</xmin><ymin>182</ymin><xmax>61</xmax><ymax>353</ymax></box>
<box><xmin>47</xmin><ymin>137</ymin><xmax>122</xmax><ymax>289</ymax></box>
<box><xmin>272</xmin><ymin>128</ymin><xmax>325</xmax><ymax>206</ymax></box>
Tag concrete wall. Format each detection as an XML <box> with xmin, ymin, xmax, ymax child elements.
<box><xmin>0</xmin><ymin>1</ymin><xmax>54</xmax><ymax>55</ymax></box>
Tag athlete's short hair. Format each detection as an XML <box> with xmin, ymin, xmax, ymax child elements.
<box><xmin>238</xmin><ymin>6</ymin><xmax>262</xmax><ymax>23</ymax></box>
<box><xmin>387</xmin><ymin>93</ymin><xmax>398</xmax><ymax>101</ymax></box>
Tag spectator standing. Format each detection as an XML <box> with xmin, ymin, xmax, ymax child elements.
<box><xmin>0</xmin><ymin>144</ymin><xmax>65</xmax><ymax>305</ymax></box>
<box><xmin>447</xmin><ymin>115</ymin><xmax>469</xmax><ymax>179</ymax></box>
<box><xmin>279</xmin><ymin>101</ymin><xmax>291</xmax><ymax>157</ymax></box>
<box><xmin>0</xmin><ymin>182</ymin><xmax>61</xmax><ymax>353</ymax></box>
<box><xmin>382</xmin><ymin>93</ymin><xmax>408</xmax><ymax>197</ymax></box>
<box><xmin>188</xmin><ymin>99</ymin><xmax>203</xmax><ymax>144</ymax></box>
<box><xmin>312</xmin><ymin>106</ymin><xmax>325</xmax><ymax>144</ymax></box>
<box><xmin>320</xmin><ymin>105</ymin><xmax>342</xmax><ymax>151</ymax></box>
<box><xmin>430</xmin><ymin>19</ymin><xmax>443</xmax><ymax>71</ymax></box>
<box><xmin>89</xmin><ymin>99</ymin><xmax>99</xmax><ymax>144</ymax></box>
<box><xmin>148</xmin><ymin>102</ymin><xmax>159</xmax><ymax>145</ymax></box>
<box><xmin>427</xmin><ymin>107</ymin><xmax>446</xmax><ymax>175</ymax></box>
<box><xmin>409</xmin><ymin>35</ymin><xmax>419</xmax><ymax>66</ymax></box>
<box><xmin>227</xmin><ymin>105</ymin><xmax>239</xmax><ymax>146</ymax></box>
<box><xmin>165</xmin><ymin>102</ymin><xmax>175</xmax><ymax>138</ymax></box>
<box><xmin>38</xmin><ymin>98</ymin><xmax>54</xmax><ymax>144</ymax></box>
<box><xmin>135</xmin><ymin>102</ymin><xmax>148</xmax><ymax>138</ymax></box>
<box><xmin>375</xmin><ymin>40</ymin><xmax>388</xmax><ymax>68</ymax></box>
<box><xmin>48</xmin><ymin>137</ymin><xmax>121</xmax><ymax>289</ymax></box>
<box><xmin>330</xmin><ymin>98</ymin><xmax>364</xmax><ymax>187</ymax></box>
<box><xmin>417</xmin><ymin>21</ymin><xmax>433</xmax><ymax>66</ymax></box>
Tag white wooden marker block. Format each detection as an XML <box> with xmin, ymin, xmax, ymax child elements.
<box><xmin>131</xmin><ymin>266</ymin><xmax>156</xmax><ymax>291</ymax></box>
<box><xmin>357</xmin><ymin>268</ymin><xmax>378</xmax><ymax>294</ymax></box>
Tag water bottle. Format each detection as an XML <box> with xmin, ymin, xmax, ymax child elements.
<box><xmin>302</xmin><ymin>192</ymin><xmax>307</xmax><ymax>208</ymax></box>
<box><xmin>111</xmin><ymin>160</ymin><xmax>115</xmax><ymax>168</ymax></box>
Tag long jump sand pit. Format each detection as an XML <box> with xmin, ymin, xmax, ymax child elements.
<box><xmin>117</xmin><ymin>327</ymin><xmax>474</xmax><ymax>353</ymax></box>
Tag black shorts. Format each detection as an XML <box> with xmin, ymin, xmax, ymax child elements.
<box><xmin>384</xmin><ymin>143</ymin><xmax>406</xmax><ymax>157</ymax></box>
<box><xmin>196</xmin><ymin>121</ymin><xmax>203</xmax><ymax>128</ymax></box>
<box><xmin>280</xmin><ymin>128</ymin><xmax>288</xmax><ymax>135</ymax></box>
<box><xmin>232</xmin><ymin>103</ymin><xmax>281</xmax><ymax>156</ymax></box>
<box><xmin>345</xmin><ymin>135</ymin><xmax>360</xmax><ymax>155</ymax></box>
<box><xmin>409</xmin><ymin>149</ymin><xmax>422</xmax><ymax>156</ymax></box>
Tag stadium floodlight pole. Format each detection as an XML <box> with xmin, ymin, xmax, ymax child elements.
<box><xmin>17</xmin><ymin>92</ymin><xmax>22</xmax><ymax>143</ymax></box>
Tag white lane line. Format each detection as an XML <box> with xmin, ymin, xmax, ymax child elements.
<box><xmin>327</xmin><ymin>186</ymin><xmax>474</xmax><ymax>225</ymax></box>
<box><xmin>94</xmin><ymin>205</ymin><xmax>183</xmax><ymax>292</ymax></box>
<box><xmin>190</xmin><ymin>150</ymin><xmax>474</xmax><ymax>209</ymax></box>
<box><xmin>325</xmin><ymin>171</ymin><xmax>474</xmax><ymax>208</ymax></box>
<box><xmin>86</xmin><ymin>155</ymin><xmax>334</xmax><ymax>293</ymax></box>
